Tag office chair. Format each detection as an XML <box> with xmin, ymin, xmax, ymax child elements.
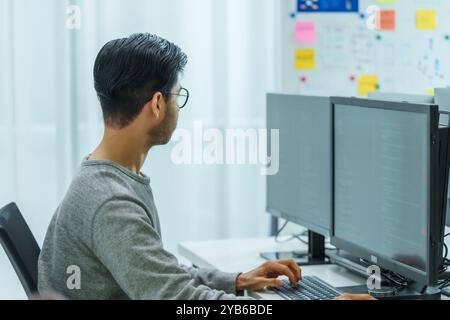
<box><xmin>0</xmin><ymin>203</ymin><xmax>41</xmax><ymax>298</ymax></box>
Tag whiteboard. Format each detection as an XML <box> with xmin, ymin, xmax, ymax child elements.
<box><xmin>281</xmin><ymin>0</ymin><xmax>450</xmax><ymax>97</ymax></box>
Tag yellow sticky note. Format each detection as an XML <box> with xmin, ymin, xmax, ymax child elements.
<box><xmin>425</xmin><ymin>88</ymin><xmax>435</xmax><ymax>96</ymax></box>
<box><xmin>416</xmin><ymin>10</ymin><xmax>436</xmax><ymax>30</ymax></box>
<box><xmin>295</xmin><ymin>49</ymin><xmax>315</xmax><ymax>70</ymax></box>
<box><xmin>358</xmin><ymin>75</ymin><xmax>379</xmax><ymax>97</ymax></box>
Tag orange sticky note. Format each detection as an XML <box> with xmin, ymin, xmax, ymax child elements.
<box><xmin>377</xmin><ymin>10</ymin><xmax>396</xmax><ymax>31</ymax></box>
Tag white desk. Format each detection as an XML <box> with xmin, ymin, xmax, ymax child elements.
<box><xmin>178</xmin><ymin>237</ymin><xmax>366</xmax><ymax>300</ymax></box>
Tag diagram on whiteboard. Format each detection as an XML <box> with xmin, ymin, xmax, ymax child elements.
<box><xmin>282</xmin><ymin>0</ymin><xmax>450</xmax><ymax>97</ymax></box>
<box><xmin>297</xmin><ymin>0</ymin><xmax>359</xmax><ymax>12</ymax></box>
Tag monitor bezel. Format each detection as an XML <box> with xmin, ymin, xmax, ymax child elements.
<box><xmin>266</xmin><ymin>93</ymin><xmax>332</xmax><ymax>237</ymax></box>
<box><xmin>330</xmin><ymin>97</ymin><xmax>440</xmax><ymax>287</ymax></box>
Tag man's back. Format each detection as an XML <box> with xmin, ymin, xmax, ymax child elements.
<box><xmin>38</xmin><ymin>159</ymin><xmax>162</xmax><ymax>299</ymax></box>
<box><xmin>38</xmin><ymin>159</ymin><xmax>242</xmax><ymax>300</ymax></box>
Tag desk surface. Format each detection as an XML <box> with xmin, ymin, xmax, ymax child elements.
<box><xmin>178</xmin><ymin>237</ymin><xmax>367</xmax><ymax>300</ymax></box>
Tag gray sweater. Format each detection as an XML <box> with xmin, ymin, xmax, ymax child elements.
<box><xmin>38</xmin><ymin>159</ymin><xmax>247</xmax><ymax>300</ymax></box>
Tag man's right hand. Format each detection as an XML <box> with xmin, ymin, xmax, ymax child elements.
<box><xmin>236</xmin><ymin>259</ymin><xmax>301</xmax><ymax>292</ymax></box>
<box><xmin>335</xmin><ymin>293</ymin><xmax>377</xmax><ymax>300</ymax></box>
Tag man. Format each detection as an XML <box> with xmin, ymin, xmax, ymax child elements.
<box><xmin>38</xmin><ymin>33</ymin><xmax>373</xmax><ymax>300</ymax></box>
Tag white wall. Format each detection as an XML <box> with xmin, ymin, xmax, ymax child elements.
<box><xmin>0</xmin><ymin>0</ymin><xmax>280</xmax><ymax>299</ymax></box>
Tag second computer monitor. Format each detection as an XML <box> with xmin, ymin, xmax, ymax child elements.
<box><xmin>368</xmin><ymin>92</ymin><xmax>434</xmax><ymax>104</ymax></box>
<box><xmin>331</xmin><ymin>97</ymin><xmax>441</xmax><ymax>286</ymax></box>
<box><xmin>267</xmin><ymin>94</ymin><xmax>332</xmax><ymax>236</ymax></box>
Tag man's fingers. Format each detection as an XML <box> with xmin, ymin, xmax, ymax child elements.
<box><xmin>277</xmin><ymin>259</ymin><xmax>302</xmax><ymax>281</ymax></box>
<box><xmin>264</xmin><ymin>278</ymin><xmax>284</xmax><ymax>288</ymax></box>
<box><xmin>266</xmin><ymin>263</ymin><xmax>298</xmax><ymax>287</ymax></box>
<box><xmin>336</xmin><ymin>294</ymin><xmax>376</xmax><ymax>301</ymax></box>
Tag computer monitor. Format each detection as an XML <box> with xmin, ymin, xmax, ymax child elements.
<box><xmin>435</xmin><ymin>88</ymin><xmax>450</xmax><ymax>113</ymax></box>
<box><xmin>331</xmin><ymin>97</ymin><xmax>444</xmax><ymax>288</ymax></box>
<box><xmin>369</xmin><ymin>92</ymin><xmax>434</xmax><ymax>104</ymax></box>
<box><xmin>435</xmin><ymin>88</ymin><xmax>450</xmax><ymax>228</ymax></box>
<box><xmin>379</xmin><ymin>91</ymin><xmax>450</xmax><ymax>222</ymax></box>
<box><xmin>264</xmin><ymin>94</ymin><xmax>332</xmax><ymax>265</ymax></box>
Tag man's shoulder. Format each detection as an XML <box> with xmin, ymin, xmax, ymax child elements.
<box><xmin>58</xmin><ymin>164</ymin><xmax>141</xmax><ymax>222</ymax></box>
<box><xmin>73</xmin><ymin>163</ymin><xmax>137</xmax><ymax>194</ymax></box>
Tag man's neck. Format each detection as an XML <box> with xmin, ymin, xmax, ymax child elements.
<box><xmin>89</xmin><ymin>128</ymin><xmax>153</xmax><ymax>175</ymax></box>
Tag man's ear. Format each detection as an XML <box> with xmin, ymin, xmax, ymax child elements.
<box><xmin>148</xmin><ymin>92</ymin><xmax>165</xmax><ymax>120</ymax></box>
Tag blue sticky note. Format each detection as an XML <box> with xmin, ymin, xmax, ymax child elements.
<box><xmin>297</xmin><ymin>0</ymin><xmax>359</xmax><ymax>13</ymax></box>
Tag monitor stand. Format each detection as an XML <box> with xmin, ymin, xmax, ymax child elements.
<box><xmin>260</xmin><ymin>231</ymin><xmax>331</xmax><ymax>266</ymax></box>
<box><xmin>328</xmin><ymin>250</ymin><xmax>443</xmax><ymax>299</ymax></box>
<box><xmin>338</xmin><ymin>283</ymin><xmax>442</xmax><ymax>300</ymax></box>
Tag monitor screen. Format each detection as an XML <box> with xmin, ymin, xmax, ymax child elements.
<box><xmin>334</xmin><ymin>103</ymin><xmax>430</xmax><ymax>273</ymax></box>
<box><xmin>267</xmin><ymin>94</ymin><xmax>331</xmax><ymax>236</ymax></box>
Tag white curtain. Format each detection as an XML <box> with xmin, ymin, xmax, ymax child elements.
<box><xmin>0</xmin><ymin>0</ymin><xmax>280</xmax><ymax>298</ymax></box>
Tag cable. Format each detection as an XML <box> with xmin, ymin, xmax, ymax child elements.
<box><xmin>360</xmin><ymin>258</ymin><xmax>409</xmax><ymax>288</ymax></box>
<box><xmin>439</xmin><ymin>277</ymin><xmax>450</xmax><ymax>290</ymax></box>
<box><xmin>384</xmin><ymin>274</ymin><xmax>409</xmax><ymax>288</ymax></box>
<box><xmin>438</xmin><ymin>241</ymin><xmax>450</xmax><ymax>276</ymax></box>
<box><xmin>274</xmin><ymin>222</ymin><xmax>337</xmax><ymax>250</ymax></box>
<box><xmin>274</xmin><ymin>222</ymin><xmax>315</xmax><ymax>243</ymax></box>
<box><xmin>444</xmin><ymin>243</ymin><xmax>448</xmax><ymax>260</ymax></box>
<box><xmin>438</xmin><ymin>237</ymin><xmax>450</xmax><ymax>276</ymax></box>
<box><xmin>275</xmin><ymin>220</ymin><xmax>289</xmax><ymax>237</ymax></box>
<box><xmin>292</xmin><ymin>233</ymin><xmax>309</xmax><ymax>246</ymax></box>
<box><xmin>274</xmin><ymin>221</ymin><xmax>309</xmax><ymax>243</ymax></box>
<box><xmin>274</xmin><ymin>221</ymin><xmax>292</xmax><ymax>243</ymax></box>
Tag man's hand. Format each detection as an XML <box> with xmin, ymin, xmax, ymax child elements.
<box><xmin>335</xmin><ymin>293</ymin><xmax>377</xmax><ymax>300</ymax></box>
<box><xmin>236</xmin><ymin>259</ymin><xmax>301</xmax><ymax>292</ymax></box>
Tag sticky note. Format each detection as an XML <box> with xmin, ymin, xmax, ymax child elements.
<box><xmin>416</xmin><ymin>10</ymin><xmax>437</xmax><ymax>30</ymax></box>
<box><xmin>358</xmin><ymin>75</ymin><xmax>379</xmax><ymax>96</ymax></box>
<box><xmin>377</xmin><ymin>10</ymin><xmax>396</xmax><ymax>31</ymax></box>
<box><xmin>376</xmin><ymin>0</ymin><xmax>396</xmax><ymax>3</ymax></box>
<box><xmin>295</xmin><ymin>21</ymin><xmax>316</xmax><ymax>44</ymax></box>
<box><xmin>295</xmin><ymin>49</ymin><xmax>316</xmax><ymax>70</ymax></box>
<box><xmin>425</xmin><ymin>88</ymin><xmax>435</xmax><ymax>96</ymax></box>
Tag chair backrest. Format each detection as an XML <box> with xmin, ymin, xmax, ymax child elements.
<box><xmin>0</xmin><ymin>203</ymin><xmax>41</xmax><ymax>298</ymax></box>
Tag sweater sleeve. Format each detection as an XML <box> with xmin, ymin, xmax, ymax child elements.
<box><xmin>91</xmin><ymin>199</ymin><xmax>251</xmax><ymax>300</ymax></box>
<box><xmin>181</xmin><ymin>265</ymin><xmax>242</xmax><ymax>295</ymax></box>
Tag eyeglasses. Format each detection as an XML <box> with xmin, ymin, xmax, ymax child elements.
<box><xmin>166</xmin><ymin>87</ymin><xmax>190</xmax><ymax>109</ymax></box>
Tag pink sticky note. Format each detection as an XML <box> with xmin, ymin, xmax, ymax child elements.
<box><xmin>295</xmin><ymin>21</ymin><xmax>316</xmax><ymax>44</ymax></box>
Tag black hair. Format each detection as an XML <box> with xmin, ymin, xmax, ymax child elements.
<box><xmin>93</xmin><ymin>33</ymin><xmax>188</xmax><ymax>128</ymax></box>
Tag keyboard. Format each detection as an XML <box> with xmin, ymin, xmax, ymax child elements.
<box><xmin>272</xmin><ymin>276</ymin><xmax>342</xmax><ymax>300</ymax></box>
